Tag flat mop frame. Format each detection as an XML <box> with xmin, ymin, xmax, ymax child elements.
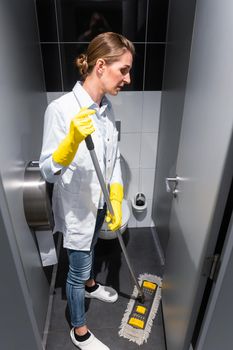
<box><xmin>85</xmin><ymin>135</ymin><xmax>145</xmax><ymax>302</ymax></box>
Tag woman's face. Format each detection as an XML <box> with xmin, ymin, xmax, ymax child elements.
<box><xmin>101</xmin><ymin>50</ymin><xmax>133</xmax><ymax>95</ymax></box>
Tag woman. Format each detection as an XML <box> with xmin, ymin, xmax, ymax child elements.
<box><xmin>39</xmin><ymin>32</ymin><xmax>134</xmax><ymax>350</ymax></box>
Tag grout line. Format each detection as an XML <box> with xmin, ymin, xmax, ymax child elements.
<box><xmin>139</xmin><ymin>0</ymin><xmax>150</xmax><ymax>193</ymax></box>
<box><xmin>40</xmin><ymin>41</ymin><xmax>167</xmax><ymax>44</ymax></box>
<box><xmin>145</xmin><ymin>0</ymin><xmax>149</xmax><ymax>43</ymax></box>
<box><xmin>120</xmin><ymin>131</ymin><xmax>159</xmax><ymax>134</ymax></box>
<box><xmin>33</xmin><ymin>0</ymin><xmax>47</xmax><ymax>92</ymax></box>
<box><xmin>161</xmin><ymin>301</ymin><xmax>168</xmax><ymax>350</ymax></box>
<box><xmin>54</xmin><ymin>0</ymin><xmax>64</xmax><ymax>91</ymax></box>
<box><xmin>136</xmin><ymin>0</ymin><xmax>150</xmax><ymax>196</ymax></box>
<box><xmin>42</xmin><ymin>233</ymin><xmax>63</xmax><ymax>349</ymax></box>
<box><xmin>151</xmin><ymin>227</ymin><xmax>165</xmax><ymax>266</ymax></box>
<box><xmin>142</xmin><ymin>0</ymin><xmax>150</xmax><ymax>91</ymax></box>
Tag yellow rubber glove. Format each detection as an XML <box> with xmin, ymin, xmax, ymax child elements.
<box><xmin>105</xmin><ymin>183</ymin><xmax>124</xmax><ymax>231</ymax></box>
<box><xmin>52</xmin><ymin>107</ymin><xmax>95</xmax><ymax>166</ymax></box>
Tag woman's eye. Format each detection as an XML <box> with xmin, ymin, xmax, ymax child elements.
<box><xmin>120</xmin><ymin>68</ymin><xmax>129</xmax><ymax>75</ymax></box>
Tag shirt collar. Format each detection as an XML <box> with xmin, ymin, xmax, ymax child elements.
<box><xmin>72</xmin><ymin>81</ymin><xmax>109</xmax><ymax>115</ymax></box>
<box><xmin>99</xmin><ymin>96</ymin><xmax>108</xmax><ymax>115</ymax></box>
<box><xmin>72</xmin><ymin>81</ymin><xmax>96</xmax><ymax>109</ymax></box>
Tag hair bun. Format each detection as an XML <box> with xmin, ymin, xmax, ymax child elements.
<box><xmin>76</xmin><ymin>53</ymin><xmax>88</xmax><ymax>76</ymax></box>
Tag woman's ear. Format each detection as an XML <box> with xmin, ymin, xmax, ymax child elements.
<box><xmin>96</xmin><ymin>58</ymin><xmax>106</xmax><ymax>74</ymax></box>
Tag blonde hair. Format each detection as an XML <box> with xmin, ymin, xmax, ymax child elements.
<box><xmin>76</xmin><ymin>32</ymin><xmax>135</xmax><ymax>80</ymax></box>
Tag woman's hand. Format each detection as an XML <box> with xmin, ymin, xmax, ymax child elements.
<box><xmin>71</xmin><ymin>107</ymin><xmax>95</xmax><ymax>144</ymax></box>
<box><xmin>105</xmin><ymin>200</ymin><xmax>122</xmax><ymax>231</ymax></box>
<box><xmin>105</xmin><ymin>183</ymin><xmax>124</xmax><ymax>232</ymax></box>
<box><xmin>52</xmin><ymin>107</ymin><xmax>95</xmax><ymax>167</ymax></box>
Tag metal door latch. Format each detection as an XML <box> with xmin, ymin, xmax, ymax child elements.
<box><xmin>202</xmin><ymin>254</ymin><xmax>220</xmax><ymax>281</ymax></box>
<box><xmin>165</xmin><ymin>176</ymin><xmax>180</xmax><ymax>197</ymax></box>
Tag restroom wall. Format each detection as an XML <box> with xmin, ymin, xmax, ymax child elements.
<box><xmin>36</xmin><ymin>0</ymin><xmax>169</xmax><ymax>228</ymax></box>
<box><xmin>0</xmin><ymin>0</ymin><xmax>48</xmax><ymax>344</ymax></box>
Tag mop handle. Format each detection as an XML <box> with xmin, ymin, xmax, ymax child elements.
<box><xmin>85</xmin><ymin>135</ymin><xmax>114</xmax><ymax>217</ymax></box>
<box><xmin>85</xmin><ymin>135</ymin><xmax>145</xmax><ymax>301</ymax></box>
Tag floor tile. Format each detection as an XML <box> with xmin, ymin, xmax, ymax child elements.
<box><xmin>46</xmin><ymin>228</ymin><xmax>165</xmax><ymax>350</ymax></box>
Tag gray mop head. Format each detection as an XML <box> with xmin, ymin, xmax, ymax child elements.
<box><xmin>119</xmin><ymin>273</ymin><xmax>162</xmax><ymax>346</ymax></box>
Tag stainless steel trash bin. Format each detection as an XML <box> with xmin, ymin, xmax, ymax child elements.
<box><xmin>23</xmin><ymin>161</ymin><xmax>54</xmax><ymax>230</ymax></box>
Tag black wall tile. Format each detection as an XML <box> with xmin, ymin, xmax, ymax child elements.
<box><xmin>57</xmin><ymin>0</ymin><xmax>122</xmax><ymax>42</ymax></box>
<box><xmin>144</xmin><ymin>44</ymin><xmax>165</xmax><ymax>90</ymax></box>
<box><xmin>36</xmin><ymin>0</ymin><xmax>58</xmax><ymax>42</ymax></box>
<box><xmin>36</xmin><ymin>0</ymin><xmax>169</xmax><ymax>92</ymax></box>
<box><xmin>120</xmin><ymin>0</ymin><xmax>147</xmax><ymax>42</ymax></box>
<box><xmin>56</xmin><ymin>0</ymin><xmax>147</xmax><ymax>42</ymax></box>
<box><xmin>61</xmin><ymin>44</ymin><xmax>88</xmax><ymax>91</ymax></box>
<box><xmin>147</xmin><ymin>0</ymin><xmax>169</xmax><ymax>42</ymax></box>
<box><xmin>41</xmin><ymin>44</ymin><xmax>62</xmax><ymax>91</ymax></box>
<box><xmin>60</xmin><ymin>43</ymin><xmax>144</xmax><ymax>92</ymax></box>
<box><xmin>124</xmin><ymin>43</ymin><xmax>145</xmax><ymax>91</ymax></box>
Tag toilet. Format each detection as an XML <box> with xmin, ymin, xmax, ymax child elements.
<box><xmin>98</xmin><ymin>199</ymin><xmax>131</xmax><ymax>240</ymax></box>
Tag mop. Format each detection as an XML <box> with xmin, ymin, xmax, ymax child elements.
<box><xmin>119</xmin><ymin>273</ymin><xmax>162</xmax><ymax>345</ymax></box>
<box><xmin>85</xmin><ymin>135</ymin><xmax>162</xmax><ymax>346</ymax></box>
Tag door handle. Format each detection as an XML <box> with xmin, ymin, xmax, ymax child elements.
<box><xmin>165</xmin><ymin>176</ymin><xmax>179</xmax><ymax>197</ymax></box>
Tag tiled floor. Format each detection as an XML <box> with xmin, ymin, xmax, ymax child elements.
<box><xmin>45</xmin><ymin>228</ymin><xmax>166</xmax><ymax>350</ymax></box>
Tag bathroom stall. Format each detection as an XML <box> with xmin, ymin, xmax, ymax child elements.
<box><xmin>0</xmin><ymin>0</ymin><xmax>50</xmax><ymax>349</ymax></box>
<box><xmin>153</xmin><ymin>0</ymin><xmax>233</xmax><ymax>349</ymax></box>
<box><xmin>0</xmin><ymin>0</ymin><xmax>233</xmax><ymax>349</ymax></box>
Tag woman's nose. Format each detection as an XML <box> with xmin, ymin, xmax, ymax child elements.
<box><xmin>123</xmin><ymin>73</ymin><xmax>131</xmax><ymax>84</ymax></box>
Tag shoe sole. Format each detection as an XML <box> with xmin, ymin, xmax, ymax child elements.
<box><xmin>85</xmin><ymin>292</ymin><xmax>118</xmax><ymax>303</ymax></box>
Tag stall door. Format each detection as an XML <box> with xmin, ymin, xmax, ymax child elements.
<box><xmin>162</xmin><ymin>0</ymin><xmax>233</xmax><ymax>349</ymax></box>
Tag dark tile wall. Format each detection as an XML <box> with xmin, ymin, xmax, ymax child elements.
<box><xmin>36</xmin><ymin>0</ymin><xmax>169</xmax><ymax>92</ymax></box>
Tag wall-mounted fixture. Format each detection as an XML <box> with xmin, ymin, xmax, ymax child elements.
<box><xmin>23</xmin><ymin>161</ymin><xmax>57</xmax><ymax>266</ymax></box>
<box><xmin>132</xmin><ymin>192</ymin><xmax>147</xmax><ymax>221</ymax></box>
<box><xmin>23</xmin><ymin>161</ymin><xmax>54</xmax><ymax>230</ymax></box>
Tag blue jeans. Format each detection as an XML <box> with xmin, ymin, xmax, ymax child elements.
<box><xmin>66</xmin><ymin>205</ymin><xmax>106</xmax><ymax>328</ymax></box>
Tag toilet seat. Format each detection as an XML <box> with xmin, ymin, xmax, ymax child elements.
<box><xmin>98</xmin><ymin>199</ymin><xmax>130</xmax><ymax>240</ymax></box>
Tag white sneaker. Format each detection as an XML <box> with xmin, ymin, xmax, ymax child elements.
<box><xmin>70</xmin><ymin>328</ymin><xmax>110</xmax><ymax>350</ymax></box>
<box><xmin>85</xmin><ymin>284</ymin><xmax>118</xmax><ymax>303</ymax></box>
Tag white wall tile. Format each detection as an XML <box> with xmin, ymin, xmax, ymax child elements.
<box><xmin>46</xmin><ymin>92</ymin><xmax>65</xmax><ymax>105</ymax></box>
<box><xmin>142</xmin><ymin>91</ymin><xmax>161</xmax><ymax>132</ymax></box>
<box><xmin>128</xmin><ymin>203</ymin><xmax>137</xmax><ymax>228</ymax></box>
<box><xmin>108</xmin><ymin>92</ymin><xmax>143</xmax><ymax>133</ymax></box>
<box><xmin>120</xmin><ymin>133</ymin><xmax>141</xmax><ymax>169</ymax></box>
<box><xmin>123</xmin><ymin>168</ymin><xmax>140</xmax><ymax>200</ymax></box>
<box><xmin>140</xmin><ymin>132</ymin><xmax>158</xmax><ymax>168</ymax></box>
<box><xmin>139</xmin><ymin>168</ymin><xmax>156</xmax><ymax>200</ymax></box>
<box><xmin>136</xmin><ymin>199</ymin><xmax>154</xmax><ymax>227</ymax></box>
